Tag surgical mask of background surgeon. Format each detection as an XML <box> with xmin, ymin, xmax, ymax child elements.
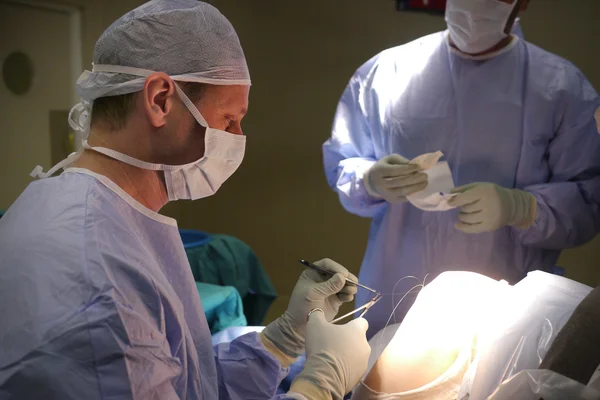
<box><xmin>445</xmin><ymin>0</ymin><xmax>518</xmax><ymax>55</ymax></box>
<box><xmin>81</xmin><ymin>78</ymin><xmax>246</xmax><ymax>201</ymax></box>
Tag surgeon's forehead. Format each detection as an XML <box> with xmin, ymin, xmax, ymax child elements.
<box><xmin>204</xmin><ymin>84</ymin><xmax>249</xmax><ymax>112</ymax></box>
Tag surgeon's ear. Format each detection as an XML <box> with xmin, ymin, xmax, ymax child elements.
<box><xmin>143</xmin><ymin>72</ymin><xmax>177</xmax><ymax>128</ymax></box>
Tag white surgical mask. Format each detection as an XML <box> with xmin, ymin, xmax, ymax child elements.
<box><xmin>31</xmin><ymin>65</ymin><xmax>246</xmax><ymax>201</ymax></box>
<box><xmin>445</xmin><ymin>0</ymin><xmax>517</xmax><ymax>55</ymax></box>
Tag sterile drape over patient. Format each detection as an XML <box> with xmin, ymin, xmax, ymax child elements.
<box><xmin>350</xmin><ymin>271</ymin><xmax>599</xmax><ymax>400</ymax></box>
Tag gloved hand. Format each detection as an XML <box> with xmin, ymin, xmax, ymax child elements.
<box><xmin>449</xmin><ymin>183</ymin><xmax>537</xmax><ymax>234</ymax></box>
<box><xmin>260</xmin><ymin>259</ymin><xmax>358</xmax><ymax>365</ymax></box>
<box><xmin>364</xmin><ymin>154</ymin><xmax>428</xmax><ymax>203</ymax></box>
<box><xmin>289</xmin><ymin>311</ymin><xmax>371</xmax><ymax>400</ymax></box>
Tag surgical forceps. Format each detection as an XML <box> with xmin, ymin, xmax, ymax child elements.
<box><xmin>330</xmin><ymin>292</ymin><xmax>382</xmax><ymax>324</ymax></box>
<box><xmin>298</xmin><ymin>259</ymin><xmax>380</xmax><ymax>295</ymax></box>
<box><xmin>298</xmin><ymin>259</ymin><xmax>382</xmax><ymax>324</ymax></box>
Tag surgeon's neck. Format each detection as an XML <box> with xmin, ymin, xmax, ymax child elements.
<box><xmin>72</xmin><ymin>129</ymin><xmax>169</xmax><ymax>212</ymax></box>
<box><xmin>449</xmin><ymin>35</ymin><xmax>514</xmax><ymax>59</ymax></box>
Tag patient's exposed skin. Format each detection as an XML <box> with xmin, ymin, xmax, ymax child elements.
<box><xmin>364</xmin><ymin>328</ymin><xmax>462</xmax><ymax>393</ymax></box>
<box><xmin>354</xmin><ymin>272</ymin><xmax>503</xmax><ymax>397</ymax></box>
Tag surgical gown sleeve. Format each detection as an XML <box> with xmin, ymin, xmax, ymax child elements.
<box><xmin>516</xmin><ymin>69</ymin><xmax>600</xmax><ymax>249</ymax></box>
<box><xmin>323</xmin><ymin>57</ymin><xmax>387</xmax><ymax>218</ymax></box>
<box><xmin>213</xmin><ymin>332</ymin><xmax>307</xmax><ymax>400</ymax></box>
<box><xmin>0</xmin><ymin>299</ymin><xmax>188</xmax><ymax>399</ymax></box>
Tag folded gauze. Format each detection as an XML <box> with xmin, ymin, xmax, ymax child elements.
<box><xmin>407</xmin><ymin>151</ymin><xmax>457</xmax><ymax>212</ymax></box>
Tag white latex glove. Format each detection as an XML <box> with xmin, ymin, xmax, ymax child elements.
<box><xmin>449</xmin><ymin>183</ymin><xmax>537</xmax><ymax>234</ymax></box>
<box><xmin>364</xmin><ymin>154</ymin><xmax>428</xmax><ymax>203</ymax></box>
<box><xmin>261</xmin><ymin>259</ymin><xmax>358</xmax><ymax>363</ymax></box>
<box><xmin>290</xmin><ymin>311</ymin><xmax>371</xmax><ymax>400</ymax></box>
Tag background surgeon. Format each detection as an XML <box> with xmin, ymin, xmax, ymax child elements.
<box><xmin>323</xmin><ymin>0</ymin><xmax>600</xmax><ymax>336</ymax></box>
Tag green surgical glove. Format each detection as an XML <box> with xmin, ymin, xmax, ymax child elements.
<box><xmin>449</xmin><ymin>183</ymin><xmax>537</xmax><ymax>234</ymax></box>
<box><xmin>364</xmin><ymin>154</ymin><xmax>428</xmax><ymax>203</ymax></box>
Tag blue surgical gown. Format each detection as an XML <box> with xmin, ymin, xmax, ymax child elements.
<box><xmin>323</xmin><ymin>32</ymin><xmax>600</xmax><ymax>337</ymax></box>
<box><xmin>0</xmin><ymin>169</ymin><xmax>298</xmax><ymax>399</ymax></box>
